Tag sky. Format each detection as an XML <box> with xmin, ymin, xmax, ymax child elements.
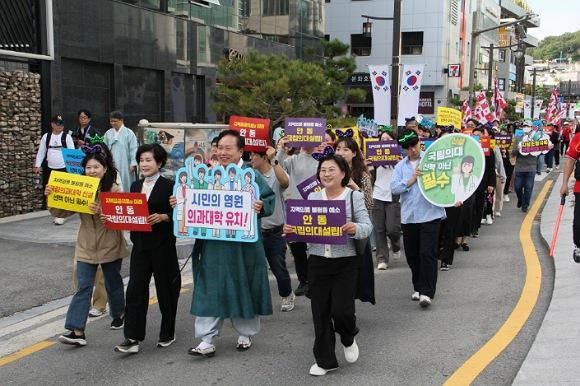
<box><xmin>525</xmin><ymin>0</ymin><xmax>579</xmax><ymax>40</ymax></box>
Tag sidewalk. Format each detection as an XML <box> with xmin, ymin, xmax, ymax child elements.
<box><xmin>0</xmin><ymin>210</ymin><xmax>194</xmax><ymax>258</ymax></box>
<box><xmin>513</xmin><ymin>181</ymin><xmax>580</xmax><ymax>384</ymax></box>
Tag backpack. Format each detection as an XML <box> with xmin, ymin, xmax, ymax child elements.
<box><xmin>45</xmin><ymin>130</ymin><xmax>71</xmax><ymax>152</ymax></box>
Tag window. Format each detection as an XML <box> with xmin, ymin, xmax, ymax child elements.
<box><xmin>498</xmin><ymin>78</ymin><xmax>505</xmax><ymax>91</ymax></box>
<box><xmin>263</xmin><ymin>0</ymin><xmax>289</xmax><ymax>16</ymax></box>
<box><xmin>401</xmin><ymin>32</ymin><xmax>423</xmax><ymax>55</ymax></box>
<box><xmin>350</xmin><ymin>34</ymin><xmax>371</xmax><ymax>56</ymax></box>
<box><xmin>324</xmin><ymin>34</ymin><xmax>330</xmax><ymax>41</ymax></box>
<box><xmin>498</xmin><ymin>49</ymin><xmax>506</xmax><ymax>63</ymax></box>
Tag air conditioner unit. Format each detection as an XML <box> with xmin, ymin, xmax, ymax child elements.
<box><xmin>188</xmin><ymin>0</ymin><xmax>220</xmax><ymax>8</ymax></box>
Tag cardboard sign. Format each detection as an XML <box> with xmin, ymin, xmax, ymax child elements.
<box><xmin>519</xmin><ymin>137</ymin><xmax>550</xmax><ymax>156</ymax></box>
<box><xmin>285</xmin><ymin>199</ymin><xmax>347</xmax><ymax>245</ymax></box>
<box><xmin>100</xmin><ymin>192</ymin><xmax>151</xmax><ymax>232</ymax></box>
<box><xmin>173</xmin><ymin>158</ymin><xmax>260</xmax><ymax>242</ymax></box>
<box><xmin>364</xmin><ymin>139</ymin><xmax>402</xmax><ymax>166</ymax></box>
<box><xmin>284</xmin><ymin>118</ymin><xmax>326</xmax><ymax>147</ymax></box>
<box><xmin>61</xmin><ymin>149</ymin><xmax>85</xmax><ymax>174</ymax></box>
<box><xmin>46</xmin><ymin>171</ymin><xmax>99</xmax><ymax>214</ymax></box>
<box><xmin>436</xmin><ymin>107</ymin><xmax>462</xmax><ymax>129</ymax></box>
<box><xmin>229</xmin><ymin>115</ymin><xmax>270</xmax><ymax>152</ymax></box>
<box><xmin>296</xmin><ymin>174</ymin><xmax>323</xmax><ymax>200</ymax></box>
<box><xmin>479</xmin><ymin>135</ymin><xmax>491</xmax><ymax>156</ymax></box>
<box><xmin>418</xmin><ymin>134</ymin><xmax>485</xmax><ymax>207</ymax></box>
<box><xmin>494</xmin><ymin>135</ymin><xmax>512</xmax><ymax>150</ymax></box>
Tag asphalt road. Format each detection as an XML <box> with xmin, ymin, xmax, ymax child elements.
<box><xmin>0</xmin><ymin>177</ymin><xmax>554</xmax><ymax>385</ymax></box>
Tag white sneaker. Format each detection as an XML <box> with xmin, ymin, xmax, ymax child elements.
<box><xmin>556</xmin><ymin>165</ymin><xmax>560</xmax><ymax>170</ymax></box>
<box><xmin>88</xmin><ymin>308</ymin><xmax>104</xmax><ymax>317</ymax></box>
<box><xmin>53</xmin><ymin>217</ymin><xmax>65</xmax><ymax>225</ymax></box>
<box><xmin>309</xmin><ymin>363</ymin><xmax>337</xmax><ymax>376</ymax></box>
<box><xmin>377</xmin><ymin>261</ymin><xmax>388</xmax><ymax>270</ymax></box>
<box><xmin>419</xmin><ymin>295</ymin><xmax>432</xmax><ymax>308</ymax></box>
<box><xmin>503</xmin><ymin>195</ymin><xmax>510</xmax><ymax>202</ymax></box>
<box><xmin>481</xmin><ymin>218</ymin><xmax>486</xmax><ymax>225</ymax></box>
<box><xmin>486</xmin><ymin>215</ymin><xmax>493</xmax><ymax>225</ymax></box>
<box><xmin>344</xmin><ymin>339</ymin><xmax>359</xmax><ymax>363</ymax></box>
<box><xmin>495</xmin><ymin>212</ymin><xmax>501</xmax><ymax>217</ymax></box>
<box><xmin>411</xmin><ymin>291</ymin><xmax>420</xmax><ymax>301</ymax></box>
<box><xmin>546</xmin><ymin>168</ymin><xmax>552</xmax><ymax>173</ymax></box>
<box><xmin>281</xmin><ymin>292</ymin><xmax>296</xmax><ymax>312</ymax></box>
<box><xmin>392</xmin><ymin>250</ymin><xmax>401</xmax><ymax>260</ymax></box>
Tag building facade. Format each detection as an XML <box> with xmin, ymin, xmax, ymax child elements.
<box><xmin>0</xmin><ymin>0</ymin><xmax>300</xmax><ymax>131</ymax></box>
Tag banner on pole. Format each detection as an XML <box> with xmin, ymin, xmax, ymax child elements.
<box><xmin>100</xmin><ymin>192</ymin><xmax>151</xmax><ymax>232</ymax></box>
<box><xmin>397</xmin><ymin>64</ymin><xmax>425</xmax><ymax>126</ymax></box>
<box><xmin>46</xmin><ymin>171</ymin><xmax>99</xmax><ymax>214</ymax></box>
<box><xmin>369</xmin><ymin>66</ymin><xmax>392</xmax><ymax>125</ymax></box>
<box><xmin>534</xmin><ymin>100</ymin><xmax>543</xmax><ymax>119</ymax></box>
<box><xmin>524</xmin><ymin>99</ymin><xmax>532</xmax><ymax>119</ymax></box>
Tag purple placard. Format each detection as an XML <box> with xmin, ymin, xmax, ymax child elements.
<box><xmin>285</xmin><ymin>199</ymin><xmax>347</xmax><ymax>245</ymax></box>
<box><xmin>365</xmin><ymin>140</ymin><xmax>402</xmax><ymax>166</ymax></box>
<box><xmin>494</xmin><ymin>134</ymin><xmax>512</xmax><ymax>150</ymax></box>
<box><xmin>296</xmin><ymin>174</ymin><xmax>323</xmax><ymax>199</ymax></box>
<box><xmin>284</xmin><ymin>118</ymin><xmax>326</xmax><ymax>147</ymax></box>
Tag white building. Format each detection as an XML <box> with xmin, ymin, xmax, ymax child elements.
<box><xmin>326</xmin><ymin>0</ymin><xmax>501</xmax><ymax>121</ymax></box>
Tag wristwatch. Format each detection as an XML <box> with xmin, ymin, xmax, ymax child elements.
<box><xmin>271</xmin><ymin>159</ymin><xmax>279</xmax><ymax>166</ymax></box>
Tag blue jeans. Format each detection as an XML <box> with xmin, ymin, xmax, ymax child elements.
<box><xmin>262</xmin><ymin>227</ymin><xmax>292</xmax><ymax>297</ymax></box>
<box><xmin>536</xmin><ymin>154</ymin><xmax>545</xmax><ymax>173</ymax></box>
<box><xmin>65</xmin><ymin>260</ymin><xmax>125</xmax><ymax>331</ymax></box>
<box><xmin>514</xmin><ymin>171</ymin><xmax>535</xmax><ymax>210</ymax></box>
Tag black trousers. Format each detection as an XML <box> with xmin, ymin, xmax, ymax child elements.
<box><xmin>574</xmin><ymin>193</ymin><xmax>580</xmax><ymax>247</ymax></box>
<box><xmin>503</xmin><ymin>159</ymin><xmax>514</xmax><ymax>195</ymax></box>
<box><xmin>402</xmin><ymin>220</ymin><xmax>441</xmax><ymax>298</ymax></box>
<box><xmin>308</xmin><ymin>255</ymin><xmax>359</xmax><ymax>370</ymax></box>
<box><xmin>440</xmin><ymin>207</ymin><xmax>461</xmax><ymax>265</ymax></box>
<box><xmin>472</xmin><ymin>186</ymin><xmax>486</xmax><ymax>232</ymax></box>
<box><xmin>124</xmin><ymin>245</ymin><xmax>181</xmax><ymax>341</ymax></box>
<box><xmin>289</xmin><ymin>241</ymin><xmax>308</xmax><ymax>285</ymax></box>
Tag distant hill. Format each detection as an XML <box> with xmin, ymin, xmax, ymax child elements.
<box><xmin>529</xmin><ymin>30</ymin><xmax>580</xmax><ymax>61</ymax></box>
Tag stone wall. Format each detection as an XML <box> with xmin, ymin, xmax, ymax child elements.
<box><xmin>0</xmin><ymin>71</ymin><xmax>43</xmax><ymax>218</ymax></box>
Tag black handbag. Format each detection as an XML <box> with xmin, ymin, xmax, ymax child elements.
<box><xmin>350</xmin><ymin>191</ymin><xmax>369</xmax><ymax>255</ymax></box>
<box><xmin>350</xmin><ymin>190</ymin><xmax>375</xmax><ymax>304</ymax></box>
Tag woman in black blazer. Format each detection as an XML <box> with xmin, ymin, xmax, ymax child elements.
<box><xmin>114</xmin><ymin>144</ymin><xmax>181</xmax><ymax>354</ymax></box>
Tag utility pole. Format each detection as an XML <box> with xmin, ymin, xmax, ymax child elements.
<box><xmin>531</xmin><ymin>67</ymin><xmax>537</xmax><ymax>119</ymax></box>
<box><xmin>487</xmin><ymin>43</ymin><xmax>494</xmax><ymax>92</ymax></box>
<box><xmin>391</xmin><ymin>0</ymin><xmax>402</xmax><ymax>125</ymax></box>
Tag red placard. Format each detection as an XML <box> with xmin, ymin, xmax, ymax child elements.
<box><xmin>229</xmin><ymin>115</ymin><xmax>270</xmax><ymax>152</ymax></box>
<box><xmin>479</xmin><ymin>135</ymin><xmax>491</xmax><ymax>156</ymax></box>
<box><xmin>100</xmin><ymin>192</ymin><xmax>152</xmax><ymax>232</ymax></box>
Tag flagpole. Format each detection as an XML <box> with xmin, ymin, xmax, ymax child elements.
<box><xmin>530</xmin><ymin>67</ymin><xmax>537</xmax><ymax>119</ymax></box>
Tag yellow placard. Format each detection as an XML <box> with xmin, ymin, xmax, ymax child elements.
<box><xmin>47</xmin><ymin>171</ymin><xmax>100</xmax><ymax>214</ymax></box>
<box><xmin>436</xmin><ymin>107</ymin><xmax>462</xmax><ymax>129</ymax></box>
<box><xmin>332</xmin><ymin>126</ymin><xmax>361</xmax><ymax>146</ymax></box>
<box><xmin>362</xmin><ymin>137</ymin><xmax>378</xmax><ymax>156</ymax></box>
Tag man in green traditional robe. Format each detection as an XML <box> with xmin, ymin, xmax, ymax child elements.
<box><xmin>184</xmin><ymin>129</ymin><xmax>275</xmax><ymax>357</ymax></box>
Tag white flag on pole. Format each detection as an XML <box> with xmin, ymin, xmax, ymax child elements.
<box><xmin>569</xmin><ymin>103</ymin><xmax>576</xmax><ymax>119</ymax></box>
<box><xmin>533</xmin><ymin>100</ymin><xmax>543</xmax><ymax>119</ymax></box>
<box><xmin>397</xmin><ymin>64</ymin><xmax>425</xmax><ymax>126</ymax></box>
<box><xmin>368</xmin><ymin>65</ymin><xmax>391</xmax><ymax>125</ymax></box>
<box><xmin>524</xmin><ymin>99</ymin><xmax>532</xmax><ymax>119</ymax></box>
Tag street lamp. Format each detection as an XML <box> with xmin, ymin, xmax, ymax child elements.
<box><xmin>360</xmin><ymin>1</ymin><xmax>402</xmax><ymax>123</ymax></box>
<box><xmin>511</xmin><ymin>40</ymin><xmax>526</xmax><ymax>60</ymax></box>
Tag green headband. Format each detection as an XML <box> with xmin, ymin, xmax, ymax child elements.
<box><xmin>87</xmin><ymin>134</ymin><xmax>105</xmax><ymax>145</ymax></box>
<box><xmin>398</xmin><ymin>131</ymin><xmax>418</xmax><ymax>145</ymax></box>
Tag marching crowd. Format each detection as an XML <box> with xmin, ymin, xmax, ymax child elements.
<box><xmin>33</xmin><ymin>109</ymin><xmax>579</xmax><ymax>376</ymax></box>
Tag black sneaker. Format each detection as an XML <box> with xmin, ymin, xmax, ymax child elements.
<box><xmin>440</xmin><ymin>262</ymin><xmax>449</xmax><ymax>271</ymax></box>
<box><xmin>517</xmin><ymin>200</ymin><xmax>522</xmax><ymax>208</ymax></box>
<box><xmin>58</xmin><ymin>331</ymin><xmax>86</xmax><ymax>346</ymax></box>
<box><xmin>157</xmin><ymin>337</ymin><xmax>176</xmax><ymax>348</ymax></box>
<box><xmin>471</xmin><ymin>231</ymin><xmax>479</xmax><ymax>238</ymax></box>
<box><xmin>114</xmin><ymin>339</ymin><xmax>139</xmax><ymax>354</ymax></box>
<box><xmin>574</xmin><ymin>248</ymin><xmax>580</xmax><ymax>263</ymax></box>
<box><xmin>461</xmin><ymin>243</ymin><xmax>470</xmax><ymax>251</ymax></box>
<box><xmin>110</xmin><ymin>317</ymin><xmax>124</xmax><ymax>330</ymax></box>
<box><xmin>294</xmin><ymin>282</ymin><xmax>309</xmax><ymax>297</ymax></box>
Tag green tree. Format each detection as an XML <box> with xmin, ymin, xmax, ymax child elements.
<box><xmin>529</xmin><ymin>30</ymin><xmax>580</xmax><ymax>61</ymax></box>
<box><xmin>212</xmin><ymin>40</ymin><xmax>358</xmax><ymax>128</ymax></box>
